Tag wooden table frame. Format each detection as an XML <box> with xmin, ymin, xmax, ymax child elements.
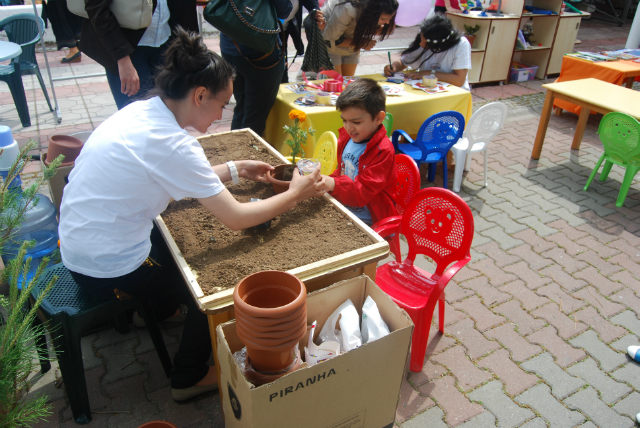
<box><xmin>156</xmin><ymin>129</ymin><xmax>389</xmax><ymax>409</ymax></box>
<box><xmin>532</xmin><ymin>78</ymin><xmax>640</xmax><ymax>159</ymax></box>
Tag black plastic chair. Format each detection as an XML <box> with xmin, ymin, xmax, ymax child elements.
<box><xmin>0</xmin><ymin>13</ymin><xmax>54</xmax><ymax>127</ymax></box>
<box><xmin>32</xmin><ymin>264</ymin><xmax>173</xmax><ymax>425</ymax></box>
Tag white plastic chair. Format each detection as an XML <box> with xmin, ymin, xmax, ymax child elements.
<box><xmin>451</xmin><ymin>102</ymin><xmax>508</xmax><ymax>193</ymax></box>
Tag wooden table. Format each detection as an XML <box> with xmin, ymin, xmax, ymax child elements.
<box><xmin>554</xmin><ymin>56</ymin><xmax>640</xmax><ymax>116</ymax></box>
<box><xmin>532</xmin><ymin>78</ymin><xmax>640</xmax><ymax>159</ymax></box>
<box><xmin>264</xmin><ymin>74</ymin><xmax>473</xmax><ymax>158</ymax></box>
<box><xmin>156</xmin><ymin>129</ymin><xmax>389</xmax><ymax>408</ymax></box>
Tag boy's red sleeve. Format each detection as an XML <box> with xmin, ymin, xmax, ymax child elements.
<box><xmin>329</xmin><ymin>148</ymin><xmax>394</xmax><ymax>208</ymax></box>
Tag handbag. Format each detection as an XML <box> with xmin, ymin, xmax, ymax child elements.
<box><xmin>66</xmin><ymin>0</ymin><xmax>153</xmax><ymax>30</ymax></box>
<box><xmin>203</xmin><ymin>0</ymin><xmax>281</xmax><ymax>55</ymax></box>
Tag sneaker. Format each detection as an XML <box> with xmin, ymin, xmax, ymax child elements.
<box><xmin>627</xmin><ymin>345</ymin><xmax>640</xmax><ymax>363</ymax></box>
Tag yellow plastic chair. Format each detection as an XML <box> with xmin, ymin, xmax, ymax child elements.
<box><xmin>313</xmin><ymin>131</ymin><xmax>338</xmax><ymax>175</ymax></box>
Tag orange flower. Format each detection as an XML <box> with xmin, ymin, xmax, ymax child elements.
<box><xmin>288</xmin><ymin>109</ymin><xmax>307</xmax><ymax>123</ymax></box>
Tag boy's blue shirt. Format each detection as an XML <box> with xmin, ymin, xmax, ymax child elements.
<box><xmin>341</xmin><ymin>138</ymin><xmax>372</xmax><ymax>224</ymax></box>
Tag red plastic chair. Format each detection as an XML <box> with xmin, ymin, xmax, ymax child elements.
<box><xmin>374</xmin><ymin>188</ymin><xmax>474</xmax><ymax>372</ymax></box>
<box><xmin>373</xmin><ymin>154</ymin><xmax>421</xmax><ymax>262</ymax></box>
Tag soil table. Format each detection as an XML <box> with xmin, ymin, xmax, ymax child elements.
<box><xmin>263</xmin><ymin>74</ymin><xmax>473</xmax><ymax>159</ymax></box>
<box><xmin>155</xmin><ymin>128</ymin><xmax>389</xmax><ymax>406</ymax></box>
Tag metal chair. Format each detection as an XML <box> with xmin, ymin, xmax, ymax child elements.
<box><xmin>392</xmin><ymin>111</ymin><xmax>465</xmax><ymax>190</ymax></box>
<box><xmin>313</xmin><ymin>130</ymin><xmax>338</xmax><ymax>175</ymax></box>
<box><xmin>584</xmin><ymin>112</ymin><xmax>640</xmax><ymax>207</ymax></box>
<box><xmin>451</xmin><ymin>102</ymin><xmax>507</xmax><ymax>193</ymax></box>
<box><xmin>382</xmin><ymin>112</ymin><xmax>394</xmax><ymax>137</ymax></box>
<box><xmin>0</xmin><ymin>14</ymin><xmax>54</xmax><ymax>116</ymax></box>
<box><xmin>374</xmin><ymin>188</ymin><xmax>474</xmax><ymax>372</ymax></box>
<box><xmin>32</xmin><ymin>264</ymin><xmax>172</xmax><ymax>424</ymax></box>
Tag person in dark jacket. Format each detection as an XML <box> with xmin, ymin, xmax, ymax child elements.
<box><xmin>281</xmin><ymin>0</ymin><xmax>321</xmax><ymax>83</ymax></box>
<box><xmin>42</xmin><ymin>0</ymin><xmax>84</xmax><ymax>63</ymax></box>
<box><xmin>79</xmin><ymin>0</ymin><xmax>198</xmax><ymax>110</ymax></box>
<box><xmin>220</xmin><ymin>0</ymin><xmax>292</xmax><ymax>138</ymax></box>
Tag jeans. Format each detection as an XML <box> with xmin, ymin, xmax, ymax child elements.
<box><xmin>68</xmin><ymin>225</ymin><xmax>211</xmax><ymax>389</ymax></box>
<box><xmin>222</xmin><ymin>47</ymin><xmax>285</xmax><ymax>137</ymax></box>
<box><xmin>106</xmin><ymin>44</ymin><xmax>166</xmax><ymax>110</ymax></box>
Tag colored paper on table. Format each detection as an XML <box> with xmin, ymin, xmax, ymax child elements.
<box><xmin>381</xmin><ymin>85</ymin><xmax>406</xmax><ymax>96</ymax></box>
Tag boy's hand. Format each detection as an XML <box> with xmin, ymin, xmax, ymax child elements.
<box><xmin>288</xmin><ymin>165</ymin><xmax>324</xmax><ymax>202</ymax></box>
<box><xmin>316</xmin><ymin>175</ymin><xmax>336</xmax><ymax>195</ymax></box>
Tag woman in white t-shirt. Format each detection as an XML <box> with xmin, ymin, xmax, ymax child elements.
<box><xmin>384</xmin><ymin>15</ymin><xmax>472</xmax><ymax>90</ymax></box>
<box><xmin>59</xmin><ymin>28</ymin><xmax>323</xmax><ymax>403</ymax></box>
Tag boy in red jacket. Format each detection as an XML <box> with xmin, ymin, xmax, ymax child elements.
<box><xmin>318</xmin><ymin>78</ymin><xmax>398</xmax><ymax>225</ymax></box>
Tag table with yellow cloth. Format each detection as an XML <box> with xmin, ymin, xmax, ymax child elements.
<box><xmin>554</xmin><ymin>56</ymin><xmax>640</xmax><ymax>116</ymax></box>
<box><xmin>263</xmin><ymin>74</ymin><xmax>473</xmax><ymax>160</ymax></box>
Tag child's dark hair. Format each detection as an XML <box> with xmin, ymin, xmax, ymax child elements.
<box><xmin>336</xmin><ymin>78</ymin><xmax>386</xmax><ymax>119</ymax></box>
<box><xmin>155</xmin><ymin>26</ymin><xmax>235</xmax><ymax>100</ymax></box>
<box><xmin>339</xmin><ymin>0</ymin><xmax>398</xmax><ymax>51</ymax></box>
<box><xmin>402</xmin><ymin>15</ymin><xmax>461</xmax><ymax>67</ymax></box>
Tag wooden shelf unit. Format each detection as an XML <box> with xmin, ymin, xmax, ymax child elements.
<box><xmin>447</xmin><ymin>0</ymin><xmax>588</xmax><ymax>85</ymax></box>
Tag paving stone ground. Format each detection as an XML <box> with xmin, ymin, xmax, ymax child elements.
<box><xmin>3</xmin><ymin>14</ymin><xmax>640</xmax><ymax>428</ymax></box>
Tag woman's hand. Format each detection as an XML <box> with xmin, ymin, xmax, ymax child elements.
<box><xmin>117</xmin><ymin>55</ymin><xmax>140</xmax><ymax>97</ymax></box>
<box><xmin>236</xmin><ymin>160</ymin><xmax>274</xmax><ymax>183</ymax></box>
<box><xmin>315</xmin><ymin>10</ymin><xmax>327</xmax><ymax>31</ymax></box>
<box><xmin>363</xmin><ymin>39</ymin><xmax>377</xmax><ymax>51</ymax></box>
<box><xmin>405</xmin><ymin>70</ymin><xmax>427</xmax><ymax>80</ymax></box>
<box><xmin>288</xmin><ymin>165</ymin><xmax>324</xmax><ymax>201</ymax></box>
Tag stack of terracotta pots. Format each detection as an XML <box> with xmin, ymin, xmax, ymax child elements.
<box><xmin>45</xmin><ymin>135</ymin><xmax>83</xmax><ymax>167</ymax></box>
<box><xmin>234</xmin><ymin>271</ymin><xmax>307</xmax><ymax>375</ymax></box>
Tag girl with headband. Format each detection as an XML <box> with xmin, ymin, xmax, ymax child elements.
<box><xmin>320</xmin><ymin>0</ymin><xmax>399</xmax><ymax>77</ymax></box>
<box><xmin>384</xmin><ymin>15</ymin><xmax>472</xmax><ymax>90</ymax></box>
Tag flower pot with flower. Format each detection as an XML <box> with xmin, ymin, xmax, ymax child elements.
<box><xmin>267</xmin><ymin>109</ymin><xmax>315</xmax><ymax>194</ymax></box>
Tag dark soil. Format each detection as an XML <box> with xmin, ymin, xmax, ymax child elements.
<box><xmin>161</xmin><ymin>132</ymin><xmax>374</xmax><ymax>296</ymax></box>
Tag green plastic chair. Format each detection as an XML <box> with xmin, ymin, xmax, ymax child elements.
<box><xmin>584</xmin><ymin>112</ymin><xmax>640</xmax><ymax>207</ymax></box>
<box><xmin>0</xmin><ymin>14</ymin><xmax>54</xmax><ymax>113</ymax></box>
<box><xmin>382</xmin><ymin>112</ymin><xmax>394</xmax><ymax>137</ymax></box>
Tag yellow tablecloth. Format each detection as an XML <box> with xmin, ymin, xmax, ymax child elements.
<box><xmin>263</xmin><ymin>74</ymin><xmax>473</xmax><ymax>158</ymax></box>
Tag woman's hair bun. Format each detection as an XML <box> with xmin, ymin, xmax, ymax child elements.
<box><xmin>155</xmin><ymin>26</ymin><xmax>236</xmax><ymax>100</ymax></box>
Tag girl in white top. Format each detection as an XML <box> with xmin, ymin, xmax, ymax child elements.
<box><xmin>384</xmin><ymin>15</ymin><xmax>472</xmax><ymax>90</ymax></box>
<box><xmin>59</xmin><ymin>28</ymin><xmax>324</xmax><ymax>402</ymax></box>
<box><xmin>319</xmin><ymin>0</ymin><xmax>398</xmax><ymax>76</ymax></box>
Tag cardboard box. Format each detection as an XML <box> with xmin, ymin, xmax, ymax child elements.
<box><xmin>41</xmin><ymin>153</ymin><xmax>74</xmax><ymax>216</ymax></box>
<box><xmin>217</xmin><ymin>275</ymin><xmax>413</xmax><ymax>428</ymax></box>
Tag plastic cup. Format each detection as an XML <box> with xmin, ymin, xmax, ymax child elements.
<box><xmin>296</xmin><ymin>158</ymin><xmax>320</xmax><ymax>176</ymax></box>
<box><xmin>422</xmin><ymin>75</ymin><xmax>437</xmax><ymax>88</ymax></box>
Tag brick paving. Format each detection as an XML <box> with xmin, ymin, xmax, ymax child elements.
<box><xmin>2</xmin><ymin>13</ymin><xmax>640</xmax><ymax>428</ymax></box>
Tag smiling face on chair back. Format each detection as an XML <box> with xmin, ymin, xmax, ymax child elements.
<box><xmin>423</xmin><ymin>206</ymin><xmax>454</xmax><ymax>237</ymax></box>
<box><xmin>336</xmin><ymin>78</ymin><xmax>386</xmax><ymax>143</ymax></box>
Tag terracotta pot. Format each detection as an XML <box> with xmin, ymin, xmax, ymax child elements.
<box><xmin>138</xmin><ymin>422</ymin><xmax>178</xmax><ymax>428</ymax></box>
<box><xmin>244</xmin><ymin>352</ymin><xmax>302</xmax><ymax>386</ymax></box>
<box><xmin>45</xmin><ymin>134</ymin><xmax>83</xmax><ymax>167</ymax></box>
<box><xmin>266</xmin><ymin>164</ymin><xmax>292</xmax><ymax>194</ymax></box>
<box><xmin>234</xmin><ymin>271</ymin><xmax>307</xmax><ymax>372</ymax></box>
<box><xmin>234</xmin><ymin>307</ymin><xmax>307</xmax><ymax>333</ymax></box>
<box><xmin>464</xmin><ymin>34</ymin><xmax>476</xmax><ymax>48</ymax></box>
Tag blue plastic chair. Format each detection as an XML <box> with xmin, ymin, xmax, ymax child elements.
<box><xmin>0</xmin><ymin>13</ymin><xmax>54</xmax><ymax>124</ymax></box>
<box><xmin>392</xmin><ymin>111</ymin><xmax>465</xmax><ymax>189</ymax></box>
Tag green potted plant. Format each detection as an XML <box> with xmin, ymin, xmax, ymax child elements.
<box><xmin>0</xmin><ymin>140</ymin><xmax>62</xmax><ymax>427</ymax></box>
<box><xmin>463</xmin><ymin>24</ymin><xmax>481</xmax><ymax>48</ymax></box>
<box><xmin>267</xmin><ymin>109</ymin><xmax>315</xmax><ymax>194</ymax></box>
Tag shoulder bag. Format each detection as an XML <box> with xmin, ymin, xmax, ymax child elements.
<box><xmin>66</xmin><ymin>0</ymin><xmax>153</xmax><ymax>30</ymax></box>
<box><xmin>203</xmin><ymin>0</ymin><xmax>282</xmax><ymax>55</ymax></box>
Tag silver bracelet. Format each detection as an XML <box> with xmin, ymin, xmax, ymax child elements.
<box><xmin>226</xmin><ymin>161</ymin><xmax>239</xmax><ymax>185</ymax></box>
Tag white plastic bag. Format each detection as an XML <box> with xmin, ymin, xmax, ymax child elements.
<box><xmin>361</xmin><ymin>296</ymin><xmax>390</xmax><ymax>344</ymax></box>
<box><xmin>318</xmin><ymin>299</ymin><xmax>362</xmax><ymax>352</ymax></box>
<box><xmin>304</xmin><ymin>321</ymin><xmax>341</xmax><ymax>366</ymax></box>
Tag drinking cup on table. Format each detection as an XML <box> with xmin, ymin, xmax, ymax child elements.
<box><xmin>315</xmin><ymin>91</ymin><xmax>331</xmax><ymax>105</ymax></box>
<box><xmin>297</xmin><ymin>158</ymin><xmax>320</xmax><ymax>176</ymax></box>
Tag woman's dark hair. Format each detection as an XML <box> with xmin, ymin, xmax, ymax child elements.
<box><xmin>340</xmin><ymin>0</ymin><xmax>398</xmax><ymax>51</ymax></box>
<box><xmin>336</xmin><ymin>78</ymin><xmax>386</xmax><ymax>120</ymax></box>
<box><xmin>401</xmin><ymin>15</ymin><xmax>462</xmax><ymax>67</ymax></box>
<box><xmin>155</xmin><ymin>26</ymin><xmax>235</xmax><ymax>100</ymax></box>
